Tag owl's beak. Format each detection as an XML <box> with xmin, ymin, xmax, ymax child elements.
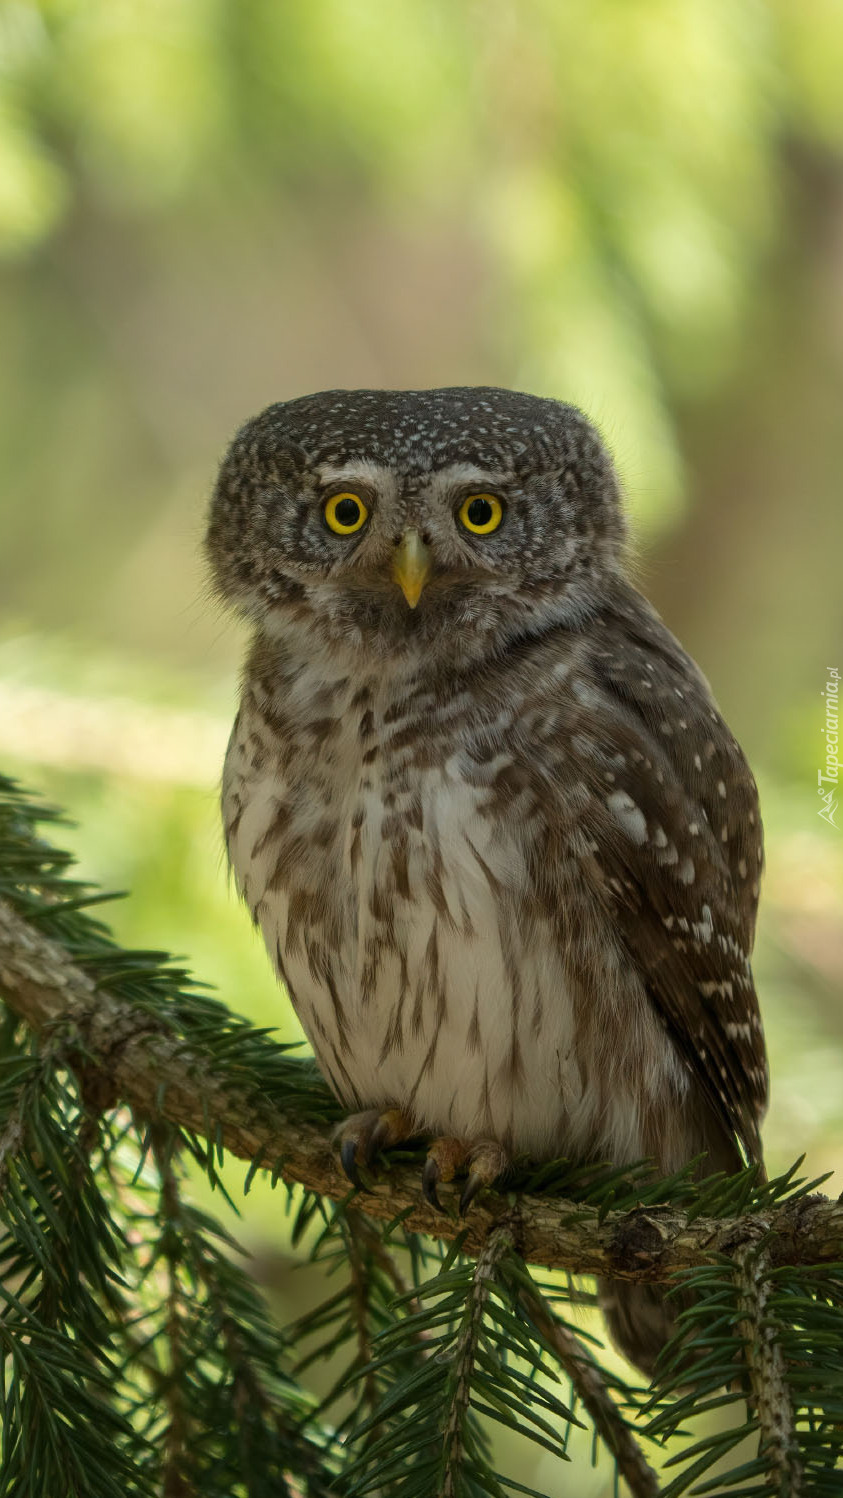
<box><xmin>392</xmin><ymin>529</ymin><xmax>433</xmax><ymax>609</ymax></box>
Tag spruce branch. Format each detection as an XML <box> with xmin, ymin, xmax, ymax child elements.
<box><xmin>2</xmin><ymin>893</ymin><xmax>842</xmax><ymax>1285</ymax></box>
<box><xmin>0</xmin><ymin>1045</ymin><xmax>46</xmax><ymax>1190</ymax></box>
<box><xmin>734</xmin><ymin>1241</ymin><xmax>802</xmax><ymax>1496</ymax></box>
<box><xmin>516</xmin><ymin>1277</ymin><xmax>662</xmax><ymax>1498</ymax></box>
<box><xmin>0</xmin><ymin>1044</ymin><xmax>156</xmax><ymax>1497</ymax></box>
<box><xmin>439</xmin><ymin>1226</ymin><xmax>512</xmax><ymax>1497</ymax></box>
<box><xmin>151</xmin><ymin>1128</ymin><xmax>194</xmax><ymax>1498</ymax></box>
<box><xmin>346</xmin><ymin>1210</ymin><xmax>383</xmax><ymax>1423</ymax></box>
<box><xmin>286</xmin><ymin>1201</ymin><xmax>435</xmax><ymax>1462</ymax></box>
<box><xmin>342</xmin><ymin>1224</ymin><xmax>579</xmax><ymax>1496</ymax></box>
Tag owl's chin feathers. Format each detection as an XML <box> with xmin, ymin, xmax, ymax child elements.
<box><xmin>251</xmin><ymin>571</ymin><xmax>616</xmax><ymax>672</ymax></box>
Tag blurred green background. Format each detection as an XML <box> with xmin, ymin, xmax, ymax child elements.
<box><xmin>2</xmin><ymin>2</ymin><xmax>842</xmax><ymax>1490</ymax></box>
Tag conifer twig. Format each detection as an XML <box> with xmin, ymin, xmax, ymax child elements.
<box><xmin>345</xmin><ymin>1210</ymin><xmax>381</xmax><ymax>1424</ymax></box>
<box><xmin>735</xmin><ymin>1241</ymin><xmax>802</xmax><ymax>1496</ymax></box>
<box><xmin>441</xmin><ymin>1226</ymin><xmax>512</xmax><ymax>1497</ymax></box>
<box><xmin>152</xmin><ymin>1128</ymin><xmax>193</xmax><ymax>1498</ymax></box>
<box><xmin>518</xmin><ymin>1281</ymin><xmax>662</xmax><ymax>1498</ymax></box>
<box><xmin>0</xmin><ymin>1061</ymin><xmax>37</xmax><ymax>1190</ymax></box>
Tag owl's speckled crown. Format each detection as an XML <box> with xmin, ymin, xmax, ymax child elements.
<box><xmin>238</xmin><ymin>386</ymin><xmax>612</xmax><ymax>480</ymax></box>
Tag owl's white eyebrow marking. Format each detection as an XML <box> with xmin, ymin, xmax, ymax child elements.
<box><xmin>430</xmin><ymin>462</ymin><xmax>509</xmax><ymax>487</ymax></box>
<box><xmin>315</xmin><ymin>460</ymin><xmax>395</xmax><ymax>490</ymax></box>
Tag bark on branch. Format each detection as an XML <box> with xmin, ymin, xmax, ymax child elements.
<box><xmin>2</xmin><ymin>895</ymin><xmax>841</xmax><ymax>1281</ymax></box>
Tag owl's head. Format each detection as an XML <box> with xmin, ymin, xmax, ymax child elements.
<box><xmin>206</xmin><ymin>388</ymin><xmax>627</xmax><ymax>662</ymax></box>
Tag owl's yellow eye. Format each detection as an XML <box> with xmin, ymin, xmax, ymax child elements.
<box><xmin>324</xmin><ymin>492</ymin><xmax>369</xmax><ymax>535</ymax></box>
<box><xmin>458</xmin><ymin>493</ymin><xmax>504</xmax><ymax>535</ymax></box>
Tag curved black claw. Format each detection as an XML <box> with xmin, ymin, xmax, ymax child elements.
<box><xmin>459</xmin><ymin>1171</ymin><xmax>486</xmax><ymax>1217</ymax></box>
<box><xmin>340</xmin><ymin>1136</ymin><xmax>362</xmax><ymax>1188</ymax></box>
<box><xmin>421</xmin><ymin>1155</ymin><xmax>442</xmax><ymax>1211</ymax></box>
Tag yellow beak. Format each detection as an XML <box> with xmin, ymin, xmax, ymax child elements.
<box><xmin>392</xmin><ymin>529</ymin><xmax>433</xmax><ymax>609</ymax></box>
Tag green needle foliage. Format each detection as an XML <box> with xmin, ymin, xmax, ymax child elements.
<box><xmin>1</xmin><ymin>770</ymin><xmax>842</xmax><ymax>1497</ymax></box>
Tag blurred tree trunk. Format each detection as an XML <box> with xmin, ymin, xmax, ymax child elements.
<box><xmin>650</xmin><ymin>139</ymin><xmax>843</xmax><ymax>774</ymax></box>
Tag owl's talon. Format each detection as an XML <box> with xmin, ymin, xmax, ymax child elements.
<box><xmin>459</xmin><ymin>1171</ymin><xmax>485</xmax><ymax>1216</ymax></box>
<box><xmin>459</xmin><ymin>1142</ymin><xmax>510</xmax><ymax>1215</ymax></box>
<box><xmin>336</xmin><ymin>1107</ymin><xmax>415</xmax><ymax>1188</ymax></box>
<box><xmin>421</xmin><ymin>1155</ymin><xmax>443</xmax><ymax>1211</ymax></box>
<box><xmin>340</xmin><ymin>1136</ymin><xmax>362</xmax><ymax>1187</ymax></box>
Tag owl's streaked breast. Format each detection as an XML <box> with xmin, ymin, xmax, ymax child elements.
<box><xmin>223</xmin><ymin>644</ymin><xmax>686</xmax><ymax>1162</ymax></box>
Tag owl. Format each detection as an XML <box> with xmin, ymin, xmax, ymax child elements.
<box><xmin>206</xmin><ymin>387</ymin><xmax>768</xmax><ymax>1375</ymax></box>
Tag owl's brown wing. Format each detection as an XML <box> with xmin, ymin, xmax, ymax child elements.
<box><xmin>562</xmin><ymin>585</ymin><xmax>768</xmax><ymax>1165</ymax></box>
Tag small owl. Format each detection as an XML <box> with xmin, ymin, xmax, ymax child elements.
<box><xmin>206</xmin><ymin>387</ymin><xmax>768</xmax><ymax>1374</ymax></box>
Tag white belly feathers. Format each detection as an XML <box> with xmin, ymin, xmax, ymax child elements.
<box><xmin>223</xmin><ymin>670</ymin><xmax>683</xmax><ymax>1163</ymax></box>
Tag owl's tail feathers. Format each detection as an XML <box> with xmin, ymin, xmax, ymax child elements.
<box><xmin>597</xmin><ymin>1279</ymin><xmax>680</xmax><ymax>1380</ymax></box>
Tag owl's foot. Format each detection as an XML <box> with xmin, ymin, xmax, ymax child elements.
<box><xmin>336</xmin><ymin>1107</ymin><xmax>416</xmax><ymax>1187</ymax></box>
<box><xmin>336</xmin><ymin>1113</ymin><xmax>509</xmax><ymax>1215</ymax></box>
<box><xmin>421</xmin><ymin>1137</ymin><xmax>469</xmax><ymax>1210</ymax></box>
<box><xmin>422</xmin><ymin>1138</ymin><xmax>509</xmax><ymax>1216</ymax></box>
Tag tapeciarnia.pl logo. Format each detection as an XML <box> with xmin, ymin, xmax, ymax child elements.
<box><xmin>818</xmin><ymin>667</ymin><xmax>840</xmax><ymax>828</ymax></box>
